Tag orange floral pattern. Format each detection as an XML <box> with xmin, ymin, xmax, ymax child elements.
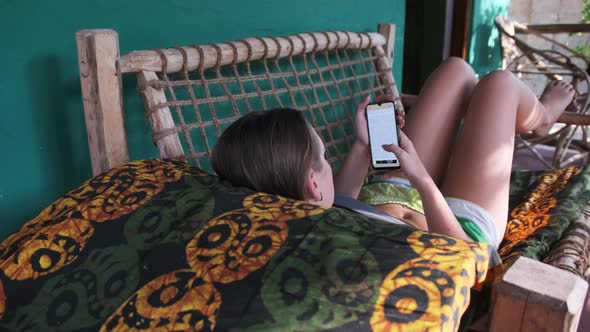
<box><xmin>0</xmin><ymin>159</ymin><xmax>200</xmax><ymax>281</ymax></box>
<box><xmin>500</xmin><ymin>167</ymin><xmax>581</xmax><ymax>259</ymax></box>
<box><xmin>371</xmin><ymin>232</ymin><xmax>488</xmax><ymax>332</ymax></box>
<box><xmin>4</xmin><ymin>160</ymin><xmax>582</xmax><ymax>331</ymax></box>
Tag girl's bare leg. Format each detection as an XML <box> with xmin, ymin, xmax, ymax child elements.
<box><xmin>375</xmin><ymin>57</ymin><xmax>476</xmax><ymax>230</ymax></box>
<box><xmin>441</xmin><ymin>71</ymin><xmax>574</xmax><ymax>243</ymax></box>
<box><xmin>403</xmin><ymin>57</ymin><xmax>477</xmax><ymax>185</ymax></box>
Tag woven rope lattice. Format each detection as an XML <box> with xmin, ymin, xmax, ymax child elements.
<box><xmin>138</xmin><ymin>32</ymin><xmax>395</xmax><ymax>172</ymax></box>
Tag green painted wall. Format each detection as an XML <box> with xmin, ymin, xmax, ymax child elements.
<box><xmin>0</xmin><ymin>0</ymin><xmax>405</xmax><ymax>240</ymax></box>
<box><xmin>467</xmin><ymin>0</ymin><xmax>510</xmax><ymax>77</ymax></box>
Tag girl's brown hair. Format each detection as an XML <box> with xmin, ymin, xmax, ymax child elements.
<box><xmin>211</xmin><ymin>108</ymin><xmax>323</xmax><ymax>200</ymax></box>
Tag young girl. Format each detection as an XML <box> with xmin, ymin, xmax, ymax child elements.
<box><xmin>211</xmin><ymin>57</ymin><xmax>575</xmax><ymax>266</ymax></box>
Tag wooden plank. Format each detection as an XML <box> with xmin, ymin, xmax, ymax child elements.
<box><xmin>76</xmin><ymin>30</ymin><xmax>129</xmax><ymax>175</ymax></box>
<box><xmin>119</xmin><ymin>31</ymin><xmax>386</xmax><ymax>74</ymax></box>
<box><xmin>373</xmin><ymin>45</ymin><xmax>399</xmax><ymax>98</ymax></box>
<box><xmin>450</xmin><ymin>0</ymin><xmax>472</xmax><ymax>59</ymax></box>
<box><xmin>557</xmin><ymin>112</ymin><xmax>590</xmax><ymax>126</ymax></box>
<box><xmin>544</xmin><ymin>205</ymin><xmax>590</xmax><ymax>279</ymax></box>
<box><xmin>524</xmin><ymin>23</ymin><xmax>590</xmax><ymax>34</ymax></box>
<box><xmin>523</xmin><ymin>302</ymin><xmax>581</xmax><ymax>332</ymax></box>
<box><xmin>400</xmin><ymin>93</ymin><xmax>418</xmax><ymax>107</ymax></box>
<box><xmin>376</xmin><ymin>24</ymin><xmax>400</xmax><ymax>99</ymax></box>
<box><xmin>489</xmin><ymin>285</ymin><xmax>527</xmax><ymax>331</ymax></box>
<box><xmin>490</xmin><ymin>256</ymin><xmax>587</xmax><ymax>332</ymax></box>
<box><xmin>137</xmin><ymin>71</ymin><xmax>184</xmax><ymax>159</ymax></box>
<box><xmin>378</xmin><ymin>23</ymin><xmax>395</xmax><ymax>64</ymax></box>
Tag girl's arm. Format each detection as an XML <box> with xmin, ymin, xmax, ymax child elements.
<box><xmin>383</xmin><ymin>131</ymin><xmax>470</xmax><ymax>240</ymax></box>
<box><xmin>334</xmin><ymin>95</ymin><xmax>405</xmax><ymax>198</ymax></box>
<box><xmin>334</xmin><ymin>97</ymin><xmax>371</xmax><ymax>198</ymax></box>
<box><xmin>334</xmin><ymin>139</ymin><xmax>371</xmax><ymax>198</ymax></box>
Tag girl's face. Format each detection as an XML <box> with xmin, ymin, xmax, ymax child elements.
<box><xmin>309</xmin><ymin>129</ymin><xmax>334</xmax><ymax>207</ymax></box>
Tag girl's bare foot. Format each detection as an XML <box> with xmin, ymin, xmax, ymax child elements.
<box><xmin>534</xmin><ymin>80</ymin><xmax>575</xmax><ymax>136</ymax></box>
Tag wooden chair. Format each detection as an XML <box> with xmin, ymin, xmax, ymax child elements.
<box><xmin>76</xmin><ymin>23</ymin><xmax>589</xmax><ymax>331</ymax></box>
<box><xmin>495</xmin><ymin>16</ymin><xmax>590</xmax><ymax>169</ymax></box>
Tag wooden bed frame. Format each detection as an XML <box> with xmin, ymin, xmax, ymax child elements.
<box><xmin>76</xmin><ymin>23</ymin><xmax>589</xmax><ymax>331</ymax></box>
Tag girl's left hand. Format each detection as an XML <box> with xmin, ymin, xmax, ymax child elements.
<box><xmin>355</xmin><ymin>95</ymin><xmax>406</xmax><ymax>147</ymax></box>
<box><xmin>355</xmin><ymin>96</ymin><xmax>371</xmax><ymax>147</ymax></box>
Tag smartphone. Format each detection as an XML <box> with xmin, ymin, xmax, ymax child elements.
<box><xmin>366</xmin><ymin>101</ymin><xmax>400</xmax><ymax>169</ymax></box>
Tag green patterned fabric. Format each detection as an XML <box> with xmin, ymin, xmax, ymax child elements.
<box><xmin>501</xmin><ymin>166</ymin><xmax>590</xmax><ymax>261</ymax></box>
<box><xmin>2</xmin><ymin>160</ymin><xmax>588</xmax><ymax>331</ymax></box>
<box><xmin>0</xmin><ymin>159</ymin><xmax>489</xmax><ymax>332</ymax></box>
<box><xmin>359</xmin><ymin>181</ymin><xmax>424</xmax><ymax>214</ymax></box>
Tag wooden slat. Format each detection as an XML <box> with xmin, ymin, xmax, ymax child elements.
<box><xmin>523</xmin><ymin>23</ymin><xmax>590</xmax><ymax>34</ymax></box>
<box><xmin>489</xmin><ymin>284</ymin><xmax>527</xmax><ymax>331</ymax></box>
<box><xmin>378</xmin><ymin>23</ymin><xmax>395</xmax><ymax>64</ymax></box>
<box><xmin>76</xmin><ymin>30</ymin><xmax>129</xmax><ymax>175</ymax></box>
<box><xmin>401</xmin><ymin>97</ymin><xmax>590</xmax><ymax>127</ymax></box>
<box><xmin>120</xmin><ymin>31</ymin><xmax>386</xmax><ymax>74</ymax></box>
<box><xmin>373</xmin><ymin>45</ymin><xmax>399</xmax><ymax>98</ymax></box>
<box><xmin>544</xmin><ymin>204</ymin><xmax>590</xmax><ymax>278</ymax></box>
<box><xmin>557</xmin><ymin>112</ymin><xmax>590</xmax><ymax>126</ymax></box>
<box><xmin>400</xmin><ymin>93</ymin><xmax>418</xmax><ymax>107</ymax></box>
<box><xmin>490</xmin><ymin>256</ymin><xmax>587</xmax><ymax>332</ymax></box>
<box><xmin>450</xmin><ymin>0</ymin><xmax>472</xmax><ymax>59</ymax></box>
<box><xmin>375</xmin><ymin>24</ymin><xmax>403</xmax><ymax>112</ymax></box>
<box><xmin>375</xmin><ymin>24</ymin><xmax>398</xmax><ymax>99</ymax></box>
<box><xmin>137</xmin><ymin>71</ymin><xmax>184</xmax><ymax>159</ymax></box>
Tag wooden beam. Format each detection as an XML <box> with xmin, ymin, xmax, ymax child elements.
<box><xmin>137</xmin><ymin>71</ymin><xmax>184</xmax><ymax>159</ymax></box>
<box><xmin>544</xmin><ymin>205</ymin><xmax>590</xmax><ymax>279</ymax></box>
<box><xmin>490</xmin><ymin>256</ymin><xmax>587</xmax><ymax>332</ymax></box>
<box><xmin>378</xmin><ymin>23</ymin><xmax>396</xmax><ymax>64</ymax></box>
<box><xmin>524</xmin><ymin>23</ymin><xmax>590</xmax><ymax>34</ymax></box>
<box><xmin>376</xmin><ymin>24</ymin><xmax>399</xmax><ymax>98</ymax></box>
<box><xmin>557</xmin><ymin>112</ymin><xmax>590</xmax><ymax>126</ymax></box>
<box><xmin>400</xmin><ymin>93</ymin><xmax>418</xmax><ymax>107</ymax></box>
<box><xmin>450</xmin><ymin>0</ymin><xmax>472</xmax><ymax>59</ymax></box>
<box><xmin>76</xmin><ymin>30</ymin><xmax>129</xmax><ymax>175</ymax></box>
<box><xmin>119</xmin><ymin>32</ymin><xmax>386</xmax><ymax>74</ymax></box>
<box><xmin>373</xmin><ymin>45</ymin><xmax>400</xmax><ymax>98</ymax></box>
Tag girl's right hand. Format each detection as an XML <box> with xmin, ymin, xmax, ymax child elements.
<box><xmin>381</xmin><ymin>131</ymin><xmax>429</xmax><ymax>185</ymax></box>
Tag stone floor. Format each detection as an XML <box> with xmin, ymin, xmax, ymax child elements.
<box><xmin>512</xmin><ymin>124</ymin><xmax>588</xmax><ymax>171</ymax></box>
<box><xmin>512</xmin><ymin>144</ymin><xmax>570</xmax><ymax>171</ymax></box>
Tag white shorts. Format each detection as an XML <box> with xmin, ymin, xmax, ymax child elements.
<box><xmin>361</xmin><ymin>177</ymin><xmax>503</xmax><ymax>267</ymax></box>
<box><xmin>446</xmin><ymin>197</ymin><xmax>503</xmax><ymax>267</ymax></box>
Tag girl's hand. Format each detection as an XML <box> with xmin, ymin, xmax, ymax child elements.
<box><xmin>381</xmin><ymin>131</ymin><xmax>428</xmax><ymax>184</ymax></box>
<box><xmin>377</xmin><ymin>94</ymin><xmax>406</xmax><ymax>129</ymax></box>
<box><xmin>355</xmin><ymin>96</ymin><xmax>371</xmax><ymax>147</ymax></box>
<box><xmin>355</xmin><ymin>95</ymin><xmax>406</xmax><ymax>148</ymax></box>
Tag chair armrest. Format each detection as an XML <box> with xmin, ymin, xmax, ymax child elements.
<box><xmin>401</xmin><ymin>93</ymin><xmax>419</xmax><ymax>108</ymax></box>
<box><xmin>558</xmin><ymin>112</ymin><xmax>590</xmax><ymax>126</ymax></box>
<box><xmin>524</xmin><ymin>23</ymin><xmax>590</xmax><ymax>34</ymax></box>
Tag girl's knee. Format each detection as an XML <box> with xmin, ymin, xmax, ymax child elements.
<box><xmin>442</xmin><ymin>57</ymin><xmax>476</xmax><ymax>80</ymax></box>
<box><xmin>478</xmin><ymin>69</ymin><xmax>518</xmax><ymax>89</ymax></box>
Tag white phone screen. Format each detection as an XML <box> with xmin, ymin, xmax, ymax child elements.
<box><xmin>366</xmin><ymin>103</ymin><xmax>399</xmax><ymax>168</ymax></box>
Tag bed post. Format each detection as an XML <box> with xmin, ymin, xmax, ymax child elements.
<box><xmin>378</xmin><ymin>23</ymin><xmax>395</xmax><ymax>64</ymax></box>
<box><xmin>137</xmin><ymin>71</ymin><xmax>184</xmax><ymax>158</ymax></box>
<box><xmin>490</xmin><ymin>256</ymin><xmax>587</xmax><ymax>332</ymax></box>
<box><xmin>376</xmin><ymin>23</ymin><xmax>401</xmax><ymax>98</ymax></box>
<box><xmin>76</xmin><ymin>29</ymin><xmax>129</xmax><ymax>175</ymax></box>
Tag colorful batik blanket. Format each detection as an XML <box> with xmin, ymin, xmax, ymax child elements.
<box><xmin>501</xmin><ymin>166</ymin><xmax>590</xmax><ymax>261</ymax></box>
<box><xmin>0</xmin><ymin>159</ymin><xmax>491</xmax><ymax>331</ymax></box>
